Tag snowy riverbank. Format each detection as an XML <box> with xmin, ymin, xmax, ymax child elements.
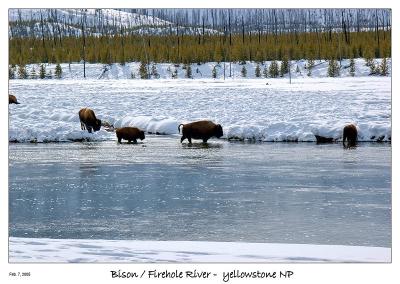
<box><xmin>9</xmin><ymin>237</ymin><xmax>391</xmax><ymax>263</ymax></box>
<box><xmin>9</xmin><ymin>76</ymin><xmax>391</xmax><ymax>143</ymax></box>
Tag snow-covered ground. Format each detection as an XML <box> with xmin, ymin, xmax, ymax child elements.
<box><xmin>10</xmin><ymin>58</ymin><xmax>391</xmax><ymax>80</ymax></box>
<box><xmin>9</xmin><ymin>73</ymin><xmax>391</xmax><ymax>143</ymax></box>
<box><xmin>9</xmin><ymin>237</ymin><xmax>390</xmax><ymax>263</ymax></box>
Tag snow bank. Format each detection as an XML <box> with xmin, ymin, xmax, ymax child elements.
<box><xmin>9</xmin><ymin>237</ymin><xmax>390</xmax><ymax>263</ymax></box>
<box><xmin>8</xmin><ymin>77</ymin><xmax>391</xmax><ymax>143</ymax></box>
<box><xmin>114</xmin><ymin>115</ymin><xmax>179</xmax><ymax>135</ymax></box>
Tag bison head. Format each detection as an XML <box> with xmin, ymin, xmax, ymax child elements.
<box><xmin>93</xmin><ymin>119</ymin><xmax>102</xmax><ymax>132</ymax></box>
<box><xmin>139</xmin><ymin>130</ymin><xmax>145</xmax><ymax>140</ymax></box>
<box><xmin>215</xmin><ymin>124</ymin><xmax>223</xmax><ymax>138</ymax></box>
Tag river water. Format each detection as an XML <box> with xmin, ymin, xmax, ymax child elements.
<box><xmin>9</xmin><ymin>138</ymin><xmax>391</xmax><ymax>247</ymax></box>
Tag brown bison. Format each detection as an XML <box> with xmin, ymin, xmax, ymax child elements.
<box><xmin>116</xmin><ymin>127</ymin><xmax>145</xmax><ymax>144</ymax></box>
<box><xmin>78</xmin><ymin>108</ymin><xmax>101</xmax><ymax>133</ymax></box>
<box><xmin>9</xmin><ymin>94</ymin><xmax>20</xmax><ymax>104</ymax></box>
<box><xmin>178</xmin><ymin>120</ymin><xmax>223</xmax><ymax>144</ymax></box>
<box><xmin>343</xmin><ymin>124</ymin><xmax>358</xmax><ymax>147</ymax></box>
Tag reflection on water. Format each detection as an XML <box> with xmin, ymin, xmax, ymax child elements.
<box><xmin>9</xmin><ymin>137</ymin><xmax>391</xmax><ymax>247</ymax></box>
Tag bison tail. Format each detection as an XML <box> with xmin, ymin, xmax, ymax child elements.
<box><xmin>178</xmin><ymin>124</ymin><xmax>184</xmax><ymax>134</ymax></box>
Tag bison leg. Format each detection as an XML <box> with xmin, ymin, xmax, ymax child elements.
<box><xmin>118</xmin><ymin>137</ymin><xmax>122</xmax><ymax>144</ymax></box>
<box><xmin>81</xmin><ymin>122</ymin><xmax>85</xmax><ymax>130</ymax></box>
<box><xmin>202</xmin><ymin>138</ymin><xmax>209</xmax><ymax>143</ymax></box>
<box><xmin>133</xmin><ymin>139</ymin><xmax>137</xmax><ymax>144</ymax></box>
<box><xmin>180</xmin><ymin>135</ymin><xmax>186</xmax><ymax>143</ymax></box>
<box><xmin>187</xmin><ymin>137</ymin><xmax>192</xmax><ymax>144</ymax></box>
<box><xmin>87</xmin><ymin>127</ymin><xmax>93</xmax><ymax>133</ymax></box>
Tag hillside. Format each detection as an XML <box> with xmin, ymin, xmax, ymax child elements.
<box><xmin>8</xmin><ymin>9</ymin><xmax>219</xmax><ymax>38</ymax></box>
<box><xmin>9</xmin><ymin>8</ymin><xmax>390</xmax><ymax>38</ymax></box>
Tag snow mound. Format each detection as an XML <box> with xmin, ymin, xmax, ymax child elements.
<box><xmin>114</xmin><ymin>116</ymin><xmax>179</xmax><ymax>135</ymax></box>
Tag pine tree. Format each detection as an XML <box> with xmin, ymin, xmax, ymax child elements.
<box><xmin>380</xmin><ymin>58</ymin><xmax>388</xmax><ymax>76</ymax></box>
<box><xmin>212</xmin><ymin>65</ymin><xmax>217</xmax><ymax>78</ymax></box>
<box><xmin>9</xmin><ymin>66</ymin><xmax>15</xmax><ymax>79</ymax></box>
<box><xmin>349</xmin><ymin>58</ymin><xmax>356</xmax><ymax>77</ymax></box>
<box><xmin>30</xmin><ymin>66</ymin><xmax>37</xmax><ymax>79</ymax></box>
<box><xmin>55</xmin><ymin>63</ymin><xmax>62</xmax><ymax>79</ymax></box>
<box><xmin>328</xmin><ymin>59</ymin><xmax>340</xmax><ymax>77</ymax></box>
<box><xmin>280</xmin><ymin>56</ymin><xmax>289</xmax><ymax>76</ymax></box>
<box><xmin>269</xmin><ymin>61</ymin><xmax>279</xmax><ymax>78</ymax></box>
<box><xmin>306</xmin><ymin>59</ymin><xmax>315</xmax><ymax>76</ymax></box>
<box><xmin>365</xmin><ymin>54</ymin><xmax>374</xmax><ymax>67</ymax></box>
<box><xmin>241</xmin><ymin>65</ymin><xmax>247</xmax><ymax>77</ymax></box>
<box><xmin>185</xmin><ymin>64</ymin><xmax>192</xmax><ymax>78</ymax></box>
<box><xmin>17</xmin><ymin>65</ymin><xmax>28</xmax><ymax>79</ymax></box>
<box><xmin>255</xmin><ymin>63</ymin><xmax>261</xmax><ymax>78</ymax></box>
<box><xmin>139</xmin><ymin>61</ymin><xmax>148</xmax><ymax>79</ymax></box>
<box><xmin>368</xmin><ymin>60</ymin><xmax>376</xmax><ymax>75</ymax></box>
<box><xmin>39</xmin><ymin>64</ymin><xmax>46</xmax><ymax>79</ymax></box>
<box><xmin>151</xmin><ymin>63</ymin><xmax>159</xmax><ymax>78</ymax></box>
<box><xmin>263</xmin><ymin>65</ymin><xmax>269</xmax><ymax>78</ymax></box>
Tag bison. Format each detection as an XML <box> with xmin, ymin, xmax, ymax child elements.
<box><xmin>178</xmin><ymin>120</ymin><xmax>223</xmax><ymax>144</ymax></box>
<box><xmin>343</xmin><ymin>124</ymin><xmax>358</xmax><ymax>147</ymax></box>
<box><xmin>78</xmin><ymin>108</ymin><xmax>101</xmax><ymax>133</ymax></box>
<box><xmin>116</xmin><ymin>127</ymin><xmax>145</xmax><ymax>144</ymax></box>
<box><xmin>9</xmin><ymin>94</ymin><xmax>20</xmax><ymax>104</ymax></box>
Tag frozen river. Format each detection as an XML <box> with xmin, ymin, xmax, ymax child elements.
<box><xmin>9</xmin><ymin>138</ymin><xmax>391</xmax><ymax>247</ymax></box>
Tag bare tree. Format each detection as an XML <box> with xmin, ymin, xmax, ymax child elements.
<box><xmin>81</xmin><ymin>9</ymin><xmax>87</xmax><ymax>78</ymax></box>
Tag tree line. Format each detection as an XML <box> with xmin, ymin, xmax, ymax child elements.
<box><xmin>9</xmin><ymin>29</ymin><xmax>390</xmax><ymax>66</ymax></box>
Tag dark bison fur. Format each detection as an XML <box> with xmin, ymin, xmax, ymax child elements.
<box><xmin>343</xmin><ymin>124</ymin><xmax>358</xmax><ymax>147</ymax></box>
<box><xmin>9</xmin><ymin>94</ymin><xmax>20</xmax><ymax>104</ymax></box>
<box><xmin>315</xmin><ymin>135</ymin><xmax>334</xmax><ymax>143</ymax></box>
<box><xmin>178</xmin><ymin>120</ymin><xmax>223</xmax><ymax>144</ymax></box>
<box><xmin>116</xmin><ymin>127</ymin><xmax>145</xmax><ymax>144</ymax></box>
<box><xmin>78</xmin><ymin>108</ymin><xmax>101</xmax><ymax>133</ymax></box>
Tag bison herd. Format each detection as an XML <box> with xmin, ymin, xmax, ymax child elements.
<box><xmin>78</xmin><ymin>107</ymin><xmax>358</xmax><ymax>148</ymax></box>
<box><xmin>78</xmin><ymin>107</ymin><xmax>223</xmax><ymax>144</ymax></box>
<box><xmin>9</xmin><ymin>94</ymin><xmax>359</xmax><ymax>147</ymax></box>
